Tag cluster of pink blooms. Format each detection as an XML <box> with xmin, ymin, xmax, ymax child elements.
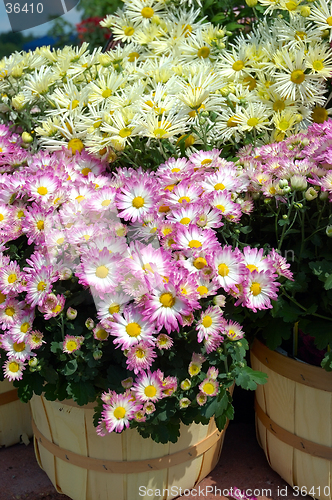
<box><xmin>237</xmin><ymin>119</ymin><xmax>332</xmax><ymax>203</ymax></box>
<box><xmin>0</xmin><ymin>125</ymin><xmax>294</xmax><ymax>434</ymax></box>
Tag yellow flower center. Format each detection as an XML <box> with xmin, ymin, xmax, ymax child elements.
<box><xmin>197</xmin><ymin>285</ymin><xmax>209</xmax><ymax>295</ymax></box>
<box><xmin>193</xmin><ymin>257</ymin><xmax>207</xmax><ymax>269</ymax></box>
<box><xmin>178</xmin><ymin>196</ymin><xmax>191</xmax><ymax>203</ymax></box>
<box><xmin>218</xmin><ymin>263</ymin><xmax>229</xmax><ymax>276</ymax></box>
<box><xmin>20</xmin><ymin>322</ymin><xmax>30</xmax><ymax>333</ymax></box>
<box><xmin>114</xmin><ymin>406</ymin><xmax>126</xmax><ymax>419</ymax></box>
<box><xmin>5</xmin><ymin>307</ymin><xmax>15</xmax><ymax>317</ymax></box>
<box><xmin>285</xmin><ymin>1</ymin><xmax>298</xmax><ymax>10</ymax></box>
<box><xmin>197</xmin><ymin>46</ymin><xmax>210</xmax><ymax>59</ymax></box>
<box><xmin>159</xmin><ymin>293</ymin><xmax>175</xmax><ymax>308</ymax></box>
<box><xmin>81</xmin><ymin>167</ymin><xmax>91</xmax><ymax>176</ymax></box>
<box><xmin>250</xmin><ymin>282</ymin><xmax>262</xmax><ymax>296</ymax></box>
<box><xmin>126</xmin><ymin>322</ymin><xmax>141</xmax><ymax>337</ymax></box>
<box><xmin>295</xmin><ymin>30</ymin><xmax>306</xmax><ymax>40</ymax></box>
<box><xmin>214</xmin><ymin>183</ymin><xmax>225</xmax><ymax>190</ymax></box>
<box><xmin>119</xmin><ymin>127</ymin><xmax>132</xmax><ymax>138</ymax></box>
<box><xmin>278</xmin><ymin>120</ymin><xmax>289</xmax><ymax>131</ymax></box>
<box><xmin>56</xmin><ymin>237</ymin><xmax>65</xmax><ymax>245</ymax></box>
<box><xmin>243</xmin><ymin>76</ymin><xmax>256</xmax><ymax>90</ymax></box>
<box><xmin>202</xmin><ymin>315</ymin><xmax>212</xmax><ymax>328</ymax></box>
<box><xmin>66</xmin><ymin>340</ymin><xmax>78</xmax><ymax>352</ymax></box>
<box><xmin>70</xmin><ymin>99</ymin><xmax>80</xmax><ymax>109</ymax></box>
<box><xmin>37</xmin><ymin>281</ymin><xmax>46</xmax><ymax>291</ymax></box>
<box><xmin>13</xmin><ymin>342</ymin><xmax>25</xmax><ymax>352</ymax></box>
<box><xmin>101</xmin><ymin>199</ymin><xmax>111</xmax><ymax>207</ymax></box>
<box><xmin>124</xmin><ymin>27</ymin><xmax>135</xmax><ymax>36</ymax></box>
<box><xmin>203</xmin><ymin>382</ymin><xmax>215</xmax><ymax>395</ymax></box>
<box><xmin>232</xmin><ymin>60</ymin><xmax>244</xmax><ymax>71</ymax></box>
<box><xmin>171</xmin><ymin>167</ymin><xmax>180</xmax><ymax>173</ymax></box>
<box><xmin>290</xmin><ymin>70</ymin><xmax>305</xmax><ymax>84</ymax></box>
<box><xmin>180</xmin><ymin>217</ymin><xmax>191</xmax><ymax>225</ymax></box>
<box><xmin>68</xmin><ymin>138</ymin><xmax>84</xmax><ymax>154</ymax></box>
<box><xmin>0</xmin><ymin>213</ymin><xmax>4</xmax><ymax>221</ymax></box>
<box><xmin>128</xmin><ymin>52</ymin><xmax>139</xmax><ymax>62</ymax></box>
<box><xmin>52</xmin><ymin>305</ymin><xmax>62</xmax><ymax>314</ymax></box>
<box><xmin>75</xmin><ymin>195</ymin><xmax>85</xmax><ymax>203</ymax></box>
<box><xmin>37</xmin><ymin>220</ymin><xmax>44</xmax><ymax>230</ymax></box>
<box><xmin>227</xmin><ymin>116</ymin><xmax>239</xmax><ymax>128</ymax></box>
<box><xmin>17</xmin><ymin>210</ymin><xmax>24</xmax><ymax>219</ymax></box>
<box><xmin>313</xmin><ymin>60</ymin><xmax>324</xmax><ymax>71</ymax></box>
<box><xmin>273</xmin><ymin>100</ymin><xmax>285</xmax><ymax>112</ymax></box>
<box><xmin>95</xmin><ymin>329</ymin><xmax>108</xmax><ymax>340</ymax></box>
<box><xmin>109</xmin><ymin>303</ymin><xmax>120</xmax><ymax>314</ymax></box>
<box><xmin>144</xmin><ymin>385</ymin><xmax>157</xmax><ymax>397</ymax></box>
<box><xmin>188</xmin><ymin>239</ymin><xmax>202</xmax><ymax>248</ymax></box>
<box><xmin>95</xmin><ymin>265</ymin><xmax>109</xmax><ymax>279</ymax></box>
<box><xmin>141</xmin><ymin>7</ymin><xmax>154</xmax><ymax>18</ymax></box>
<box><xmin>132</xmin><ymin>196</ymin><xmax>144</xmax><ymax>208</ymax></box>
<box><xmin>8</xmin><ymin>361</ymin><xmax>20</xmax><ymax>373</ymax></box>
<box><xmin>0</xmin><ymin>292</ymin><xmax>6</xmax><ymax>304</ymax></box>
<box><xmin>201</xmin><ymin>158</ymin><xmax>212</xmax><ymax>166</ymax></box>
<box><xmin>135</xmin><ymin>348</ymin><xmax>145</xmax><ymax>359</ymax></box>
<box><xmin>312</xmin><ymin>107</ymin><xmax>328</xmax><ymax>124</ymax></box>
<box><xmin>247</xmin><ymin>117</ymin><xmax>259</xmax><ymax>127</ymax></box>
<box><xmin>246</xmin><ymin>264</ymin><xmax>259</xmax><ymax>272</ymax></box>
<box><xmin>37</xmin><ymin>186</ymin><xmax>48</xmax><ymax>196</ymax></box>
<box><xmin>102</xmin><ymin>89</ymin><xmax>112</xmax><ymax>98</ymax></box>
<box><xmin>8</xmin><ymin>273</ymin><xmax>17</xmax><ymax>284</ymax></box>
<box><xmin>327</xmin><ymin>16</ymin><xmax>332</xmax><ymax>26</ymax></box>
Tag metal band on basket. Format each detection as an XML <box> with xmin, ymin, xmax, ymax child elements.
<box><xmin>255</xmin><ymin>398</ymin><xmax>332</xmax><ymax>460</ymax></box>
<box><xmin>32</xmin><ymin>418</ymin><xmax>227</xmax><ymax>474</ymax></box>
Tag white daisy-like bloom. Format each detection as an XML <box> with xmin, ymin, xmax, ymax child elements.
<box><xmin>270</xmin><ymin>48</ymin><xmax>326</xmax><ymax>102</ymax></box>
<box><xmin>23</xmin><ymin>66</ymin><xmax>57</xmax><ymax>98</ymax></box>
<box><xmin>274</xmin><ymin>17</ymin><xmax>323</xmax><ymax>49</ymax></box>
<box><xmin>233</xmin><ymin>102</ymin><xmax>271</xmax><ymax>133</ymax></box>
<box><xmin>95</xmin><ymin>291</ymin><xmax>131</xmax><ymax>321</ymax></box>
<box><xmin>179</xmin><ymin>28</ymin><xmax>219</xmax><ymax>63</ymax></box>
<box><xmin>3</xmin><ymin>358</ymin><xmax>25</xmax><ymax>382</ymax></box>
<box><xmin>309</xmin><ymin>0</ymin><xmax>332</xmax><ymax>41</ymax></box>
<box><xmin>304</xmin><ymin>44</ymin><xmax>332</xmax><ymax>79</ymax></box>
<box><xmin>100</xmin><ymin>109</ymin><xmax>141</xmax><ymax>151</ymax></box>
<box><xmin>109</xmin><ymin>305</ymin><xmax>157</xmax><ymax>350</ymax></box>
<box><xmin>78</xmin><ymin>247</ymin><xmax>121</xmax><ymax>295</ymax></box>
<box><xmin>216</xmin><ymin>44</ymin><xmax>255</xmax><ymax>82</ymax></box>
<box><xmin>125</xmin><ymin>0</ymin><xmax>167</xmax><ymax>25</ymax></box>
<box><xmin>89</xmin><ymin>73</ymin><xmax>128</xmax><ymax>105</ymax></box>
<box><xmin>135</xmin><ymin>109</ymin><xmax>188</xmax><ymax>140</ymax></box>
<box><xmin>116</xmin><ymin>180</ymin><xmax>156</xmax><ymax>222</ymax></box>
<box><xmin>104</xmin><ymin>14</ymin><xmax>141</xmax><ymax>42</ymax></box>
<box><xmin>196</xmin><ymin>306</ymin><xmax>224</xmax><ymax>343</ymax></box>
<box><xmin>1</xmin><ymin>335</ymin><xmax>33</xmax><ymax>362</ymax></box>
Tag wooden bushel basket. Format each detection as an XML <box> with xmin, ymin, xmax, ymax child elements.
<box><xmin>0</xmin><ymin>379</ymin><xmax>32</xmax><ymax>447</ymax></box>
<box><xmin>251</xmin><ymin>339</ymin><xmax>332</xmax><ymax>500</ymax></box>
<box><xmin>30</xmin><ymin>395</ymin><xmax>230</xmax><ymax>500</ymax></box>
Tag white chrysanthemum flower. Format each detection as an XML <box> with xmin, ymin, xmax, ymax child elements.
<box><xmin>309</xmin><ymin>0</ymin><xmax>332</xmax><ymax>41</ymax></box>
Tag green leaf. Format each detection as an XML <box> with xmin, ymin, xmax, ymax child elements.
<box><xmin>202</xmin><ymin>398</ymin><xmax>219</xmax><ymax>419</ymax></box>
<box><xmin>50</xmin><ymin>341</ymin><xmax>61</xmax><ymax>353</ymax></box>
<box><xmin>215</xmin><ymin>414</ymin><xmax>227</xmax><ymax>431</ymax></box>
<box><xmin>324</xmin><ymin>274</ymin><xmax>332</xmax><ymax>290</ymax></box>
<box><xmin>64</xmin><ymin>359</ymin><xmax>78</xmax><ymax>376</ymax></box>
<box><xmin>321</xmin><ymin>351</ymin><xmax>332</xmax><ymax>371</ymax></box>
<box><xmin>225</xmin><ymin>22</ymin><xmax>243</xmax><ymax>31</ymax></box>
<box><xmin>235</xmin><ymin>366</ymin><xmax>267</xmax><ymax>390</ymax></box>
<box><xmin>67</xmin><ymin>380</ymin><xmax>95</xmax><ymax>406</ymax></box>
<box><xmin>299</xmin><ymin>319</ymin><xmax>332</xmax><ymax>350</ymax></box>
<box><xmin>41</xmin><ymin>365</ymin><xmax>58</xmax><ymax>384</ymax></box>
<box><xmin>261</xmin><ymin>316</ymin><xmax>292</xmax><ymax>350</ymax></box>
<box><xmin>239</xmin><ymin>226</ymin><xmax>252</xmax><ymax>234</ymax></box>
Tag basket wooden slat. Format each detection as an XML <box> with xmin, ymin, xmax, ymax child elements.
<box><xmin>251</xmin><ymin>339</ymin><xmax>332</xmax><ymax>500</ymax></box>
<box><xmin>30</xmin><ymin>394</ymin><xmax>229</xmax><ymax>500</ymax></box>
<box><xmin>0</xmin><ymin>379</ymin><xmax>32</xmax><ymax>447</ymax></box>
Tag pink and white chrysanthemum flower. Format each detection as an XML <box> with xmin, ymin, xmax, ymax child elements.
<box><xmin>116</xmin><ymin>180</ymin><xmax>157</xmax><ymax>222</ymax></box>
<box><xmin>101</xmin><ymin>391</ymin><xmax>141</xmax><ymax>433</ymax></box>
<box><xmin>201</xmin><ymin>167</ymin><xmax>242</xmax><ymax>194</ymax></box>
<box><xmin>63</xmin><ymin>335</ymin><xmax>84</xmax><ymax>354</ymax></box>
<box><xmin>207</xmin><ymin>367</ymin><xmax>219</xmax><ymax>380</ymax></box>
<box><xmin>109</xmin><ymin>305</ymin><xmax>157</xmax><ymax>351</ymax></box>
<box><xmin>67</xmin><ymin>184</ymin><xmax>96</xmax><ymax>206</ymax></box>
<box><xmin>210</xmin><ymin>191</ymin><xmax>242</xmax><ymax>222</ymax></box>
<box><xmin>28</xmin><ymin>330</ymin><xmax>45</xmax><ymax>349</ymax></box>
<box><xmin>38</xmin><ymin>293</ymin><xmax>65</xmax><ymax>320</ymax></box>
<box><xmin>3</xmin><ymin>358</ymin><xmax>25</xmax><ymax>382</ymax></box>
<box><xmin>188</xmin><ymin>352</ymin><xmax>206</xmax><ymax>377</ymax></box>
<box><xmin>69</xmin><ymin>223</ymin><xmax>100</xmax><ymax>247</ymax></box>
<box><xmin>86</xmin><ymin>187</ymin><xmax>117</xmax><ymax>213</ymax></box>
<box><xmin>126</xmin><ymin>341</ymin><xmax>157</xmax><ymax>374</ymax></box>
<box><xmin>166</xmin><ymin>203</ymin><xmax>201</xmax><ymax>226</ymax></box>
<box><xmin>27</xmin><ymin>173</ymin><xmax>60</xmax><ymax>204</ymax></box>
<box><xmin>196</xmin><ymin>392</ymin><xmax>207</xmax><ymax>406</ymax></box>
<box><xmin>204</xmin><ymin>330</ymin><xmax>223</xmax><ymax>354</ymax></box>
<box><xmin>165</xmin><ymin>181</ymin><xmax>203</xmax><ymax>207</ymax></box>
<box><xmin>195</xmin><ymin>203</ymin><xmax>224</xmax><ymax>230</ymax></box>
<box><xmin>143</xmin><ymin>401</ymin><xmax>156</xmax><ymax>415</ymax></box>
<box><xmin>174</xmin><ymin>224</ymin><xmax>219</xmax><ymax>255</ymax></box>
<box><xmin>199</xmin><ymin>378</ymin><xmax>219</xmax><ymax>397</ymax></box>
<box><xmin>126</xmin><ymin>241</ymin><xmax>171</xmax><ymax>280</ymax></box>
<box><xmin>156</xmin><ymin>156</ymin><xmax>192</xmax><ymax>179</ymax></box>
<box><xmin>9</xmin><ymin>310</ymin><xmax>35</xmax><ymax>342</ymax></box>
<box><xmin>196</xmin><ymin>306</ymin><xmax>225</xmax><ymax>343</ymax></box>
<box><xmin>208</xmin><ymin>246</ymin><xmax>247</xmax><ymax>292</ymax></box>
<box><xmin>189</xmin><ymin>149</ymin><xmax>221</xmax><ymax>170</ymax></box>
<box><xmin>0</xmin><ymin>203</ymin><xmax>15</xmax><ymax>231</ymax></box>
<box><xmin>25</xmin><ymin>266</ymin><xmax>58</xmax><ymax>308</ymax></box>
<box><xmin>21</xmin><ymin>203</ymin><xmax>55</xmax><ymax>245</ymax></box>
<box><xmin>156</xmin><ymin>333</ymin><xmax>173</xmax><ymax>350</ymax></box>
<box><xmin>0</xmin><ymin>260</ymin><xmax>22</xmax><ymax>295</ymax></box>
<box><xmin>71</xmin><ymin>150</ymin><xmax>107</xmax><ymax>177</ymax></box>
<box><xmin>243</xmin><ymin>246</ymin><xmax>271</xmax><ymax>274</ymax></box>
<box><xmin>171</xmin><ymin>269</ymin><xmax>200</xmax><ymax>304</ymax></box>
<box><xmin>142</xmin><ymin>281</ymin><xmax>191</xmax><ymax>334</ymax></box>
<box><xmin>162</xmin><ymin>375</ymin><xmax>177</xmax><ymax>397</ymax></box>
<box><xmin>223</xmin><ymin>320</ymin><xmax>244</xmax><ymax>341</ymax></box>
<box><xmin>195</xmin><ymin>276</ymin><xmax>219</xmax><ymax>298</ymax></box>
<box><xmin>0</xmin><ymin>298</ymin><xmax>25</xmax><ymax>328</ymax></box>
<box><xmin>243</xmin><ymin>270</ymin><xmax>280</xmax><ymax>313</ymax></box>
<box><xmin>268</xmin><ymin>249</ymin><xmax>294</xmax><ymax>281</ymax></box>
<box><xmin>95</xmin><ymin>291</ymin><xmax>131</xmax><ymax>321</ymax></box>
<box><xmin>93</xmin><ymin>323</ymin><xmax>110</xmax><ymax>342</ymax></box>
<box><xmin>132</xmin><ymin>371</ymin><xmax>164</xmax><ymax>403</ymax></box>
<box><xmin>77</xmin><ymin>247</ymin><xmax>120</xmax><ymax>295</ymax></box>
<box><xmin>1</xmin><ymin>334</ymin><xmax>34</xmax><ymax>361</ymax></box>
<box><xmin>91</xmin><ymin>235</ymin><xmax>128</xmax><ymax>256</ymax></box>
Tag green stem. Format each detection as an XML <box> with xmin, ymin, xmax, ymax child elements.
<box><xmin>277</xmin><ymin>192</ymin><xmax>296</xmax><ymax>251</ymax></box>
<box><xmin>282</xmin><ymin>290</ymin><xmax>332</xmax><ymax>322</ymax></box>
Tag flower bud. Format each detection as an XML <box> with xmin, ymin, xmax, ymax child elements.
<box><xmin>22</xmin><ymin>132</ymin><xmax>33</xmax><ymax>144</ymax></box>
<box><xmin>305</xmin><ymin>187</ymin><xmax>318</xmax><ymax>201</ymax></box>
<box><xmin>279</xmin><ymin>179</ymin><xmax>288</xmax><ymax>188</ymax></box>
<box><xmin>66</xmin><ymin>307</ymin><xmax>77</xmax><ymax>320</ymax></box>
<box><xmin>85</xmin><ymin>318</ymin><xmax>95</xmax><ymax>330</ymax></box>
<box><xmin>283</xmin><ymin>186</ymin><xmax>291</xmax><ymax>194</ymax></box>
<box><xmin>181</xmin><ymin>379</ymin><xmax>191</xmax><ymax>390</ymax></box>
<box><xmin>93</xmin><ymin>350</ymin><xmax>103</xmax><ymax>360</ymax></box>
<box><xmin>245</xmin><ymin>0</ymin><xmax>257</xmax><ymax>5</ymax></box>
<box><xmin>291</xmin><ymin>175</ymin><xmax>307</xmax><ymax>191</ymax></box>
<box><xmin>326</xmin><ymin>225</ymin><xmax>332</xmax><ymax>237</ymax></box>
<box><xmin>320</xmin><ymin>191</ymin><xmax>329</xmax><ymax>200</ymax></box>
<box><xmin>29</xmin><ymin>358</ymin><xmax>38</xmax><ymax>367</ymax></box>
<box><xmin>12</xmin><ymin>94</ymin><xmax>26</xmax><ymax>110</ymax></box>
<box><xmin>300</xmin><ymin>6</ymin><xmax>310</xmax><ymax>16</ymax></box>
<box><xmin>213</xmin><ymin>294</ymin><xmax>226</xmax><ymax>307</ymax></box>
